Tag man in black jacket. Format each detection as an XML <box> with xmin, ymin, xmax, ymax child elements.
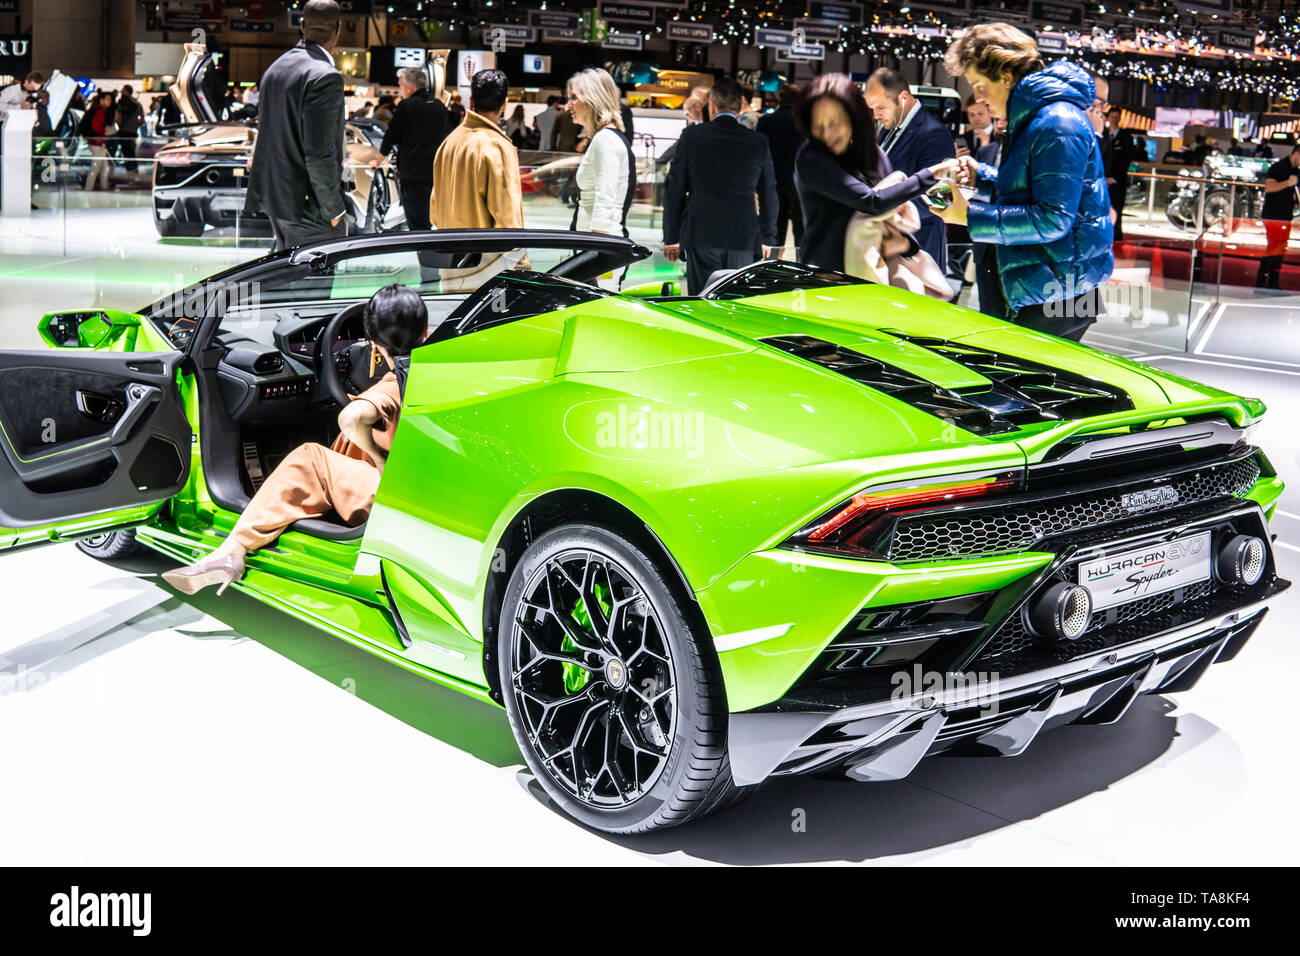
<box><xmin>757</xmin><ymin>83</ymin><xmax>804</xmax><ymax>259</ymax></box>
<box><xmin>865</xmin><ymin>68</ymin><xmax>955</xmax><ymax>271</ymax></box>
<box><xmin>375</xmin><ymin>66</ymin><xmax>448</xmax><ymax>232</ymax></box>
<box><xmin>972</xmin><ymin>126</ymin><xmax>1005</xmax><ymax>317</ymax></box>
<box><xmin>244</xmin><ymin>0</ymin><xmax>347</xmax><ymax>251</ymax></box>
<box><xmin>662</xmin><ymin>77</ymin><xmax>778</xmax><ymax>294</ymax></box>
<box><xmin>114</xmin><ymin>85</ymin><xmax>143</xmax><ymax>163</ymax></box>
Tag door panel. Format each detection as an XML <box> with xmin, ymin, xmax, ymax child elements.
<box><xmin>0</xmin><ymin>350</ymin><xmax>192</xmax><ymax>532</ymax></box>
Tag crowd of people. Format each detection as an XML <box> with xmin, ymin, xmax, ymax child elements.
<box><xmin>0</xmin><ymin>68</ymin><xmax>173</xmax><ymax>190</ymax></box>
<box><xmin>18</xmin><ymin>0</ymin><xmax>1294</xmax><ymax>334</ymax></box>
<box><xmin>652</xmin><ymin>24</ymin><xmax>1118</xmax><ymax>339</ymax></box>
<box><xmin>230</xmin><ymin>8</ymin><xmax>1119</xmax><ymax>342</ymax></box>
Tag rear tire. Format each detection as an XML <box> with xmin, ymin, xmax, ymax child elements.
<box><xmin>498</xmin><ymin>524</ymin><xmax>751</xmax><ymax>833</ymax></box>
<box><xmin>76</xmin><ymin>528</ymin><xmax>147</xmax><ymax>560</ymax></box>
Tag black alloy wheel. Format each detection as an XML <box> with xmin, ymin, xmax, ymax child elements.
<box><xmin>499</xmin><ymin>525</ymin><xmax>750</xmax><ymax>833</ymax></box>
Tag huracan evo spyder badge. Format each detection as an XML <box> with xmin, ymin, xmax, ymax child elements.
<box><xmin>1121</xmin><ymin>485</ymin><xmax>1180</xmax><ymax>513</ymax></box>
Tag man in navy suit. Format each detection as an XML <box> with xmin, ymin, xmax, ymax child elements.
<box><xmin>865</xmin><ymin>68</ymin><xmax>955</xmax><ymax>272</ymax></box>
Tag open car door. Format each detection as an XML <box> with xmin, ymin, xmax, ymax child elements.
<box><xmin>170</xmin><ymin>41</ymin><xmax>221</xmax><ymax>125</ymax></box>
<box><xmin>0</xmin><ymin>313</ymin><xmax>192</xmax><ymax>552</ymax></box>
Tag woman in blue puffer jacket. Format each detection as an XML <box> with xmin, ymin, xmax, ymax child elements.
<box><xmin>935</xmin><ymin>24</ymin><xmax>1113</xmax><ymax>341</ymax></box>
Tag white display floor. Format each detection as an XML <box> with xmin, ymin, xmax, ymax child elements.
<box><xmin>2</xmin><ymin>203</ymin><xmax>1299</xmax><ymax>865</ymax></box>
<box><xmin>2</xmin><ymin>519</ymin><xmax>1296</xmax><ymax>865</ymax></box>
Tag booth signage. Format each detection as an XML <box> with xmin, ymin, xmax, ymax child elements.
<box><xmin>229</xmin><ymin>18</ymin><xmax>275</xmax><ymax>33</ymax></box>
<box><xmin>1217</xmin><ymin>30</ymin><xmax>1257</xmax><ymax>53</ymax></box>
<box><xmin>900</xmin><ymin>0</ymin><xmax>971</xmax><ymax>12</ymax></box>
<box><xmin>793</xmin><ymin>20</ymin><xmax>842</xmax><ymax>41</ymax></box>
<box><xmin>755</xmin><ymin>27</ymin><xmax>795</xmax><ymax>48</ymax></box>
<box><xmin>581</xmin><ymin>10</ymin><xmax>610</xmax><ymax>42</ymax></box>
<box><xmin>1175</xmin><ymin>0</ymin><xmax>1233</xmax><ymax>13</ymax></box>
<box><xmin>1036</xmin><ymin>32</ymin><xmax>1069</xmax><ymax>54</ymax></box>
<box><xmin>665</xmin><ymin>21</ymin><xmax>714</xmax><ymax>43</ymax></box>
<box><xmin>486</xmin><ymin>25</ymin><xmax>536</xmax><ymax>47</ymax></box>
<box><xmin>1029</xmin><ymin>1</ymin><xmax>1084</xmax><ymax>26</ymax></box>
<box><xmin>0</xmin><ymin>35</ymin><xmax>30</xmax><ymax>57</ymax></box>
<box><xmin>786</xmin><ymin>41</ymin><xmax>826</xmax><ymax>60</ymax></box>
<box><xmin>806</xmin><ymin>1</ymin><xmax>863</xmax><ymax>24</ymax></box>
<box><xmin>598</xmin><ymin>2</ymin><xmax>657</xmax><ymax>25</ymax></box>
<box><xmin>0</xmin><ymin>1</ymin><xmax>19</xmax><ymax>13</ymax></box>
<box><xmin>544</xmin><ymin>27</ymin><xmax>583</xmax><ymax>41</ymax></box>
<box><xmin>162</xmin><ymin>10</ymin><xmax>203</xmax><ymax>28</ymax></box>
<box><xmin>528</xmin><ymin>10</ymin><xmax>581</xmax><ymax>29</ymax></box>
<box><xmin>602</xmin><ymin>31</ymin><xmax>645</xmax><ymax>49</ymax></box>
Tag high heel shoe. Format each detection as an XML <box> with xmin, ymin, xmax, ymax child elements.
<box><xmin>161</xmin><ymin>552</ymin><xmax>245</xmax><ymax>596</ymax></box>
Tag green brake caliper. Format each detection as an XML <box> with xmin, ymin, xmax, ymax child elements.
<box><xmin>563</xmin><ymin>582</ymin><xmax>613</xmax><ymax>695</ymax></box>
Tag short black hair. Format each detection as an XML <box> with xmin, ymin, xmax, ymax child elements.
<box><xmin>1106</xmin><ymin>105</ymin><xmax>1121</xmax><ymax>118</ymax></box>
<box><xmin>364</xmin><ymin>284</ymin><xmax>427</xmax><ymax>355</ymax></box>
<box><xmin>545</xmin><ymin>94</ymin><xmax>559</xmax><ymax>107</ymax></box>
<box><xmin>471</xmin><ymin>69</ymin><xmax>510</xmax><ymax>114</ymax></box>
<box><xmin>709</xmin><ymin>77</ymin><xmax>745</xmax><ymax>113</ymax></box>
<box><xmin>301</xmin><ymin>0</ymin><xmax>341</xmax><ymax>46</ymax></box>
<box><xmin>778</xmin><ymin>83</ymin><xmax>800</xmax><ymax>108</ymax></box>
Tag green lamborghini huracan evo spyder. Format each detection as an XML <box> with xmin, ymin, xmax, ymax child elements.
<box><xmin>0</xmin><ymin>230</ymin><xmax>1288</xmax><ymax>833</ymax></box>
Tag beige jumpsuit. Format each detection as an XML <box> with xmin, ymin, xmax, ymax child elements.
<box><xmin>228</xmin><ymin>372</ymin><xmax>402</xmax><ymax>552</ymax></box>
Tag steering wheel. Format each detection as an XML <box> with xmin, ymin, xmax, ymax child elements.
<box><xmin>316</xmin><ymin>301</ymin><xmax>387</xmax><ymax>408</ymax></box>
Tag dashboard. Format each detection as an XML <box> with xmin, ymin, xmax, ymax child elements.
<box><xmin>210</xmin><ymin>295</ymin><xmax>469</xmax><ymax>425</ymax></box>
<box><xmin>213</xmin><ymin>303</ymin><xmax>368</xmax><ymax>424</ymax></box>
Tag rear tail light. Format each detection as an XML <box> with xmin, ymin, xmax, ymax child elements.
<box><xmin>157</xmin><ymin>151</ymin><xmax>205</xmax><ymax>166</ymax></box>
<box><xmin>783</xmin><ymin>471</ymin><xmax>1022</xmax><ymax>559</ymax></box>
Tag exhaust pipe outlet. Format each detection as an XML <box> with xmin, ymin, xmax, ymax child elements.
<box><xmin>1216</xmin><ymin>534</ymin><xmax>1266</xmax><ymax>586</ymax></box>
<box><xmin>1026</xmin><ymin>582</ymin><xmax>1093</xmax><ymax>641</ymax></box>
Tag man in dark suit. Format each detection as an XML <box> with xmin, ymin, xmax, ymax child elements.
<box><xmin>865</xmin><ymin>68</ymin><xmax>956</xmax><ymax>271</ymax></box>
<box><xmin>662</xmin><ymin>77</ymin><xmax>778</xmax><ymax>295</ymax></box>
<box><xmin>757</xmin><ymin>83</ymin><xmax>805</xmax><ymax>259</ymax></box>
<box><xmin>1100</xmin><ymin>106</ymin><xmax>1135</xmax><ymax>240</ymax></box>
<box><xmin>375</xmin><ymin>66</ymin><xmax>448</xmax><ymax>233</ymax></box>
<box><xmin>971</xmin><ymin>121</ymin><xmax>1006</xmax><ymax>318</ymax></box>
<box><xmin>244</xmin><ymin>0</ymin><xmax>347</xmax><ymax>251</ymax></box>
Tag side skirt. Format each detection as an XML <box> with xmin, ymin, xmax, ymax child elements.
<box><xmin>137</xmin><ymin>525</ymin><xmax>497</xmax><ymax>707</ymax></box>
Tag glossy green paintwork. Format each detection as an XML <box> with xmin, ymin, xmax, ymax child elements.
<box><xmin>13</xmin><ymin>279</ymin><xmax>1283</xmax><ymax>713</ymax></box>
<box><xmin>697</xmin><ymin>549</ymin><xmax>1055</xmax><ymax>711</ymax></box>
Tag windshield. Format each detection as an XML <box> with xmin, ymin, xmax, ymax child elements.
<box><xmin>145</xmin><ymin>243</ymin><xmax>614</xmax><ymax>350</ymax></box>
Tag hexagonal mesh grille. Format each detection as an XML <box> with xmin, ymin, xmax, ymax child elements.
<box><xmin>888</xmin><ymin>457</ymin><xmax>1260</xmax><ymax>562</ymax></box>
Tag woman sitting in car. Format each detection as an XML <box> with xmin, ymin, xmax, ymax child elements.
<box><xmin>162</xmin><ymin>284</ymin><xmax>428</xmax><ymax>595</ymax></box>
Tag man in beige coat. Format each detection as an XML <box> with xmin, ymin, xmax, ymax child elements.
<box><xmin>430</xmin><ymin>69</ymin><xmax>524</xmax><ymax>230</ymax></box>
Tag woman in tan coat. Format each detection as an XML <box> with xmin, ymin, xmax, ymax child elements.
<box><xmin>162</xmin><ymin>284</ymin><xmax>429</xmax><ymax>596</ymax></box>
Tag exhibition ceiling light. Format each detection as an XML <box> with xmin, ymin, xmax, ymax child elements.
<box><xmin>319</xmin><ymin>0</ymin><xmax>1300</xmax><ymax>95</ymax></box>
<box><xmin>417</xmin><ymin>0</ymin><xmax>1300</xmax><ymax>56</ymax></box>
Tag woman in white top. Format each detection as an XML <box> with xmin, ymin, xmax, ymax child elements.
<box><xmin>566</xmin><ymin>68</ymin><xmax>633</xmax><ymax>238</ymax></box>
